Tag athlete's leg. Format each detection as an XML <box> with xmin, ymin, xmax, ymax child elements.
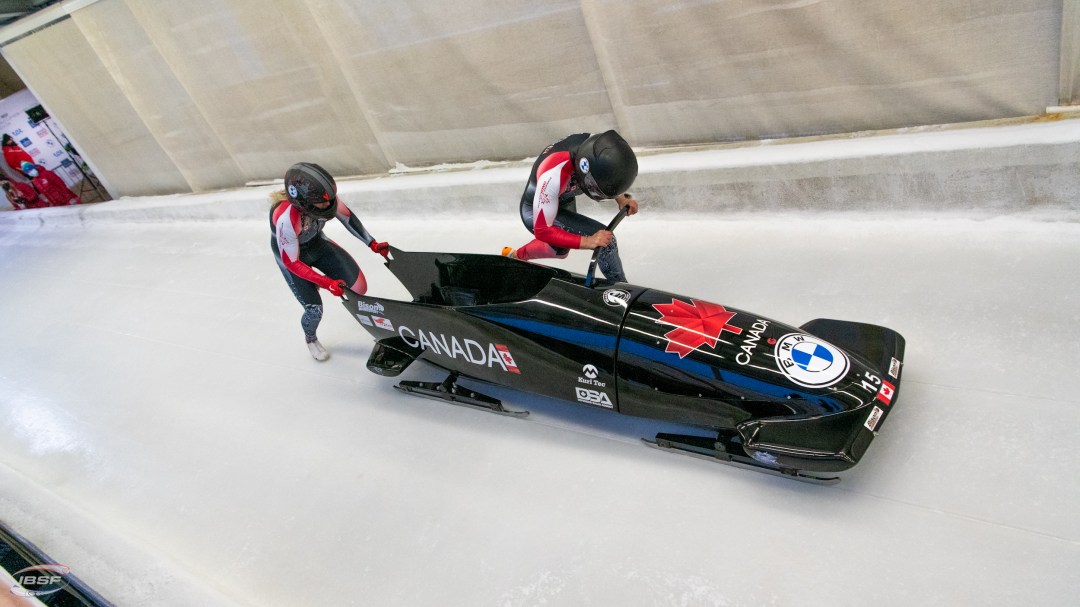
<box><xmin>271</xmin><ymin>237</ymin><xmax>324</xmax><ymax>343</ymax></box>
<box><xmin>515</xmin><ymin>238</ymin><xmax>568</xmax><ymax>260</ymax></box>
<box><xmin>550</xmin><ymin>211</ymin><xmax>626</xmax><ymax>282</ymax></box>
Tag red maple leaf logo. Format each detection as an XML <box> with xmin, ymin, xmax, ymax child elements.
<box><xmin>652</xmin><ymin>298</ymin><xmax>743</xmax><ymax>358</ymax></box>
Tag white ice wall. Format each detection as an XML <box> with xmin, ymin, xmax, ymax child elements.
<box><xmin>2</xmin><ymin>116</ymin><xmax>1077</xmax><ymax>224</ymax></box>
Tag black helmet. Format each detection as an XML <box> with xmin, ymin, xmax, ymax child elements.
<box><xmin>284</xmin><ymin>162</ymin><xmax>337</xmax><ymax>219</ymax></box>
<box><xmin>574</xmin><ymin>130</ymin><xmax>638</xmax><ymax>200</ymax></box>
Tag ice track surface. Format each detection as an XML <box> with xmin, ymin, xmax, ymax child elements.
<box><xmin>0</xmin><ymin>211</ymin><xmax>1078</xmax><ymax>606</ymax></box>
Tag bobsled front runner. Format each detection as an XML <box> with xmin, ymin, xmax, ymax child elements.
<box><xmin>342</xmin><ymin>247</ymin><xmax>905</xmax><ymax>483</ymax></box>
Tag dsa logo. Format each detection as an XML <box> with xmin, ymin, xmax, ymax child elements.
<box><xmin>575</xmin><ymin>387</ymin><xmax>613</xmax><ymax>408</ymax></box>
<box><xmin>10</xmin><ymin>564</ymin><xmax>71</xmax><ymax>597</ymax></box>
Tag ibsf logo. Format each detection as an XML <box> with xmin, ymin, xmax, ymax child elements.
<box><xmin>575</xmin><ymin>387</ymin><xmax>613</xmax><ymax>408</ymax></box>
<box><xmin>9</xmin><ymin>564</ymin><xmax>71</xmax><ymax>597</ymax></box>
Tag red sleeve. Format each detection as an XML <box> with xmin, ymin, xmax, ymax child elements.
<box><xmin>273</xmin><ymin>202</ymin><xmax>333</xmax><ymax>288</ymax></box>
<box><xmin>530</xmin><ymin>152</ymin><xmax>582</xmax><ymax>249</ymax></box>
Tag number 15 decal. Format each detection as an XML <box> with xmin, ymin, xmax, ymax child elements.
<box><xmin>860</xmin><ymin>371</ymin><xmax>895</xmax><ymax>405</ymax></box>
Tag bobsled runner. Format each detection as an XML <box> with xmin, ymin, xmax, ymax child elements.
<box><xmin>341</xmin><ymin>213</ymin><xmax>904</xmax><ymax>483</ymax></box>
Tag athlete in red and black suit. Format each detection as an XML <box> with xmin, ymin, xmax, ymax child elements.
<box><xmin>270</xmin><ymin>162</ymin><xmax>389</xmax><ymax>361</ymax></box>
<box><xmin>504</xmin><ymin>130</ymin><xmax>639</xmax><ymax>282</ymax></box>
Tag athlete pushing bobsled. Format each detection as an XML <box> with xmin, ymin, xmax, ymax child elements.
<box><xmin>502</xmin><ymin>130</ymin><xmax>640</xmax><ymax>283</ymax></box>
<box><xmin>269</xmin><ymin>162</ymin><xmax>390</xmax><ymax>361</ymax></box>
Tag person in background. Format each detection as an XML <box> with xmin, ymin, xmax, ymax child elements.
<box><xmin>1</xmin><ymin>178</ymin><xmax>45</xmax><ymax>210</ymax></box>
<box><xmin>3</xmin><ymin>179</ymin><xmax>28</xmax><ymax>209</ymax></box>
<box><xmin>270</xmin><ymin>162</ymin><xmax>390</xmax><ymax>361</ymax></box>
<box><xmin>22</xmin><ymin>161</ymin><xmax>80</xmax><ymax>206</ymax></box>
<box><xmin>2</xmin><ymin>134</ymin><xmax>33</xmax><ymax>175</ymax></box>
<box><xmin>502</xmin><ymin>130</ymin><xmax>639</xmax><ymax>283</ymax></box>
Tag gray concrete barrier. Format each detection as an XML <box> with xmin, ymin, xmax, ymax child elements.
<box><xmin>2</xmin><ymin>116</ymin><xmax>1077</xmax><ymax>227</ymax></box>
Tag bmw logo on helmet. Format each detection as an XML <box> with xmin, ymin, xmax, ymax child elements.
<box><xmin>579</xmin><ymin>158</ymin><xmax>590</xmax><ymax>174</ymax></box>
<box><xmin>287</xmin><ymin>184</ymin><xmax>298</xmax><ymax>199</ymax></box>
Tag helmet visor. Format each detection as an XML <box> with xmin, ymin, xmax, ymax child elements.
<box><xmin>308</xmin><ymin>193</ymin><xmax>337</xmax><ymax>219</ymax></box>
<box><xmin>580</xmin><ymin>169</ymin><xmax>611</xmax><ymax>200</ymax></box>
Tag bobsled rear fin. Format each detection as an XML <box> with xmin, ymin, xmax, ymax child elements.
<box><xmin>386</xmin><ymin>248</ymin><xmax>573</xmax><ymax>306</ymax></box>
<box><xmin>800</xmin><ymin>318</ymin><xmax>905</xmax><ymax>375</ymax></box>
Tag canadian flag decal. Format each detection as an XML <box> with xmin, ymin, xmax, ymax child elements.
<box><xmin>496</xmin><ymin>344</ymin><xmax>520</xmax><ymax>374</ymax></box>
<box><xmin>877</xmin><ymin>380</ymin><xmax>896</xmax><ymax>404</ymax></box>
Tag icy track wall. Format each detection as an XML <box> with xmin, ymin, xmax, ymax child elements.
<box><xmin>1</xmin><ymin>117</ymin><xmax>1078</xmax><ymax>224</ymax></box>
<box><xmin>0</xmin><ymin>0</ymin><xmax>1071</xmax><ymax>198</ymax></box>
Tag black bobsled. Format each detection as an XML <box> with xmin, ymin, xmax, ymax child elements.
<box><xmin>341</xmin><ymin>218</ymin><xmax>904</xmax><ymax>483</ymax></box>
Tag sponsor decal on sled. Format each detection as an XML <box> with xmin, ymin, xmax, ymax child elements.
<box><xmin>372</xmin><ymin>316</ymin><xmax>394</xmax><ymax>331</ymax></box>
<box><xmin>864</xmin><ymin>406</ymin><xmax>884</xmax><ymax>432</ymax></box>
<box><xmin>603</xmin><ymin>289</ymin><xmax>631</xmax><ymax>307</ymax></box>
<box><xmin>876</xmin><ymin>380</ymin><xmax>896</xmax><ymax>404</ymax></box>
<box><xmin>576</xmin><ymin>387</ymin><xmax>613</xmax><ymax>408</ymax></box>
<box><xmin>888</xmin><ymin>357</ymin><xmax>901</xmax><ymax>378</ymax></box>
<box><xmin>578</xmin><ymin>364</ymin><xmax>606</xmax><ymax>388</ymax></box>
<box><xmin>652</xmin><ymin>298</ymin><xmax>743</xmax><ymax>358</ymax></box>
<box><xmin>357</xmin><ymin>301</ymin><xmax>385</xmax><ymax>315</ymax></box>
<box><xmin>773</xmin><ymin>333</ymin><xmax>850</xmax><ymax>388</ymax></box>
<box><xmin>398</xmin><ymin>325</ymin><xmax>521</xmax><ymax>373</ymax></box>
<box><xmin>355</xmin><ymin>314</ymin><xmax>373</xmax><ymax>327</ymax></box>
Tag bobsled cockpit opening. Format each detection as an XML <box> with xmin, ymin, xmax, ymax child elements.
<box><xmin>387</xmin><ymin>250</ymin><xmax>572</xmax><ymax>306</ymax></box>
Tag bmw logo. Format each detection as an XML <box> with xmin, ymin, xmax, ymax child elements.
<box><xmin>773</xmin><ymin>333</ymin><xmax>849</xmax><ymax>388</ymax></box>
<box><xmin>579</xmin><ymin>158</ymin><xmax>590</xmax><ymax>174</ymax></box>
<box><xmin>287</xmin><ymin>184</ymin><xmax>298</xmax><ymax>198</ymax></box>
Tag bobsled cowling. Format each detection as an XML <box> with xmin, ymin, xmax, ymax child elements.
<box><xmin>342</xmin><ymin>248</ymin><xmax>904</xmax><ymax>476</ymax></box>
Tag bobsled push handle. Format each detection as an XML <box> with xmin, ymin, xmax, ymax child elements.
<box><xmin>585</xmin><ymin>206</ymin><xmax>630</xmax><ymax>288</ymax></box>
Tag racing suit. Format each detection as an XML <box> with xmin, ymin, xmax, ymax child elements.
<box><xmin>270</xmin><ymin>198</ymin><xmax>376</xmax><ymax>342</ymax></box>
<box><xmin>515</xmin><ymin>133</ymin><xmax>626</xmax><ymax>282</ymax></box>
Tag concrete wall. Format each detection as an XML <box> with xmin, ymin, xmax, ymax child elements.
<box><xmin>0</xmin><ymin>0</ymin><xmax>1070</xmax><ymax>202</ymax></box>
<box><xmin>2</xmin><ymin>116</ymin><xmax>1076</xmax><ymax>227</ymax></box>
